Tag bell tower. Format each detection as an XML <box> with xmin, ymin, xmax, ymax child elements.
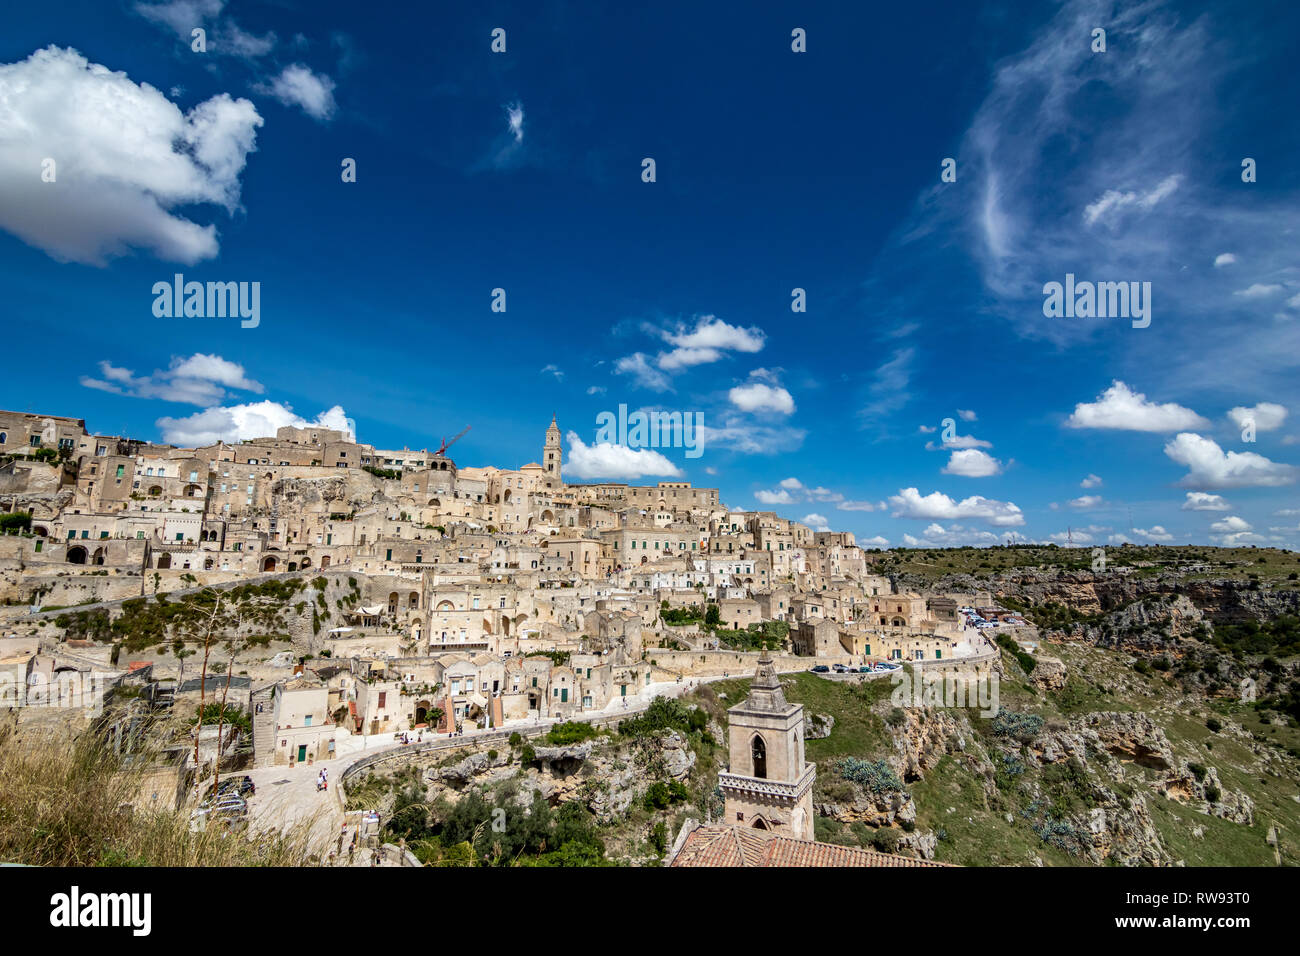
<box><xmin>544</xmin><ymin>414</ymin><xmax>562</xmax><ymax>482</ymax></box>
<box><xmin>720</xmin><ymin>651</ymin><xmax>816</xmax><ymax>840</ymax></box>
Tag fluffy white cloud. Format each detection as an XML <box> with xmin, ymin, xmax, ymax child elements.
<box><xmin>888</xmin><ymin>488</ymin><xmax>1024</xmax><ymax>527</ymax></box>
<box><xmin>859</xmin><ymin>536</ymin><xmax>890</xmax><ymax>548</ymax></box>
<box><xmin>0</xmin><ymin>46</ymin><xmax>262</xmax><ymax>265</ymax></box>
<box><xmin>257</xmin><ymin>64</ymin><xmax>336</xmax><ymax>120</ymax></box>
<box><xmin>1182</xmin><ymin>492</ymin><xmax>1231</xmax><ymax>511</ymax></box>
<box><xmin>902</xmin><ymin>523</ymin><xmax>1017</xmax><ymax>547</ymax></box>
<box><xmin>81</xmin><ymin>353</ymin><xmax>263</xmax><ymax>406</ymax></box>
<box><xmin>1209</xmin><ymin>515</ymin><xmax>1251</xmax><ymax>533</ymax></box>
<box><xmin>1164</xmin><ymin>432</ymin><xmax>1298</xmax><ymax>488</ymax></box>
<box><xmin>1132</xmin><ymin>525</ymin><xmax>1174</xmax><ymax>542</ymax></box>
<box><xmin>754</xmin><ymin>489</ymin><xmax>795</xmax><ymax>505</ymax></box>
<box><xmin>563</xmin><ymin>432</ymin><xmax>682</xmax><ymax>480</ymax></box>
<box><xmin>157</xmin><ymin>402</ymin><xmax>353</xmax><ymax>446</ymax></box>
<box><xmin>836</xmin><ymin>500</ymin><xmax>878</xmax><ymax>512</ymax></box>
<box><xmin>957</xmin><ymin>409</ymin><xmax>978</xmax><ymax>421</ymax></box>
<box><xmin>1227</xmin><ymin>403</ymin><xmax>1288</xmax><ymax>432</ymax></box>
<box><xmin>1065</xmin><ymin>381</ymin><xmax>1209</xmax><ymax>432</ymax></box>
<box><xmin>728</xmin><ymin>382</ymin><xmax>795</xmax><ymax>416</ymax></box>
<box><xmin>1080</xmin><ymin>473</ymin><xmax>1103</xmax><ymax>488</ymax></box>
<box><xmin>800</xmin><ymin>514</ymin><xmax>831</xmax><ymax>533</ymax></box>
<box><xmin>1069</xmin><ymin>495</ymin><xmax>1104</xmax><ymax>509</ymax></box>
<box><xmin>941</xmin><ymin>448</ymin><xmax>1002</xmax><ymax>477</ymax></box>
<box><xmin>662</xmin><ymin>316</ymin><xmax>765</xmax><ymax>353</ymax></box>
<box><xmin>1214</xmin><ymin>253</ymin><xmax>1236</xmax><ymax>267</ymax></box>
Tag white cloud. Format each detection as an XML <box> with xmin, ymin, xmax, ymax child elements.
<box><xmin>614</xmin><ymin>353</ymin><xmax>672</xmax><ymax>392</ymax></box>
<box><xmin>1083</xmin><ymin>174</ymin><xmax>1182</xmax><ymax>226</ymax></box>
<box><xmin>157</xmin><ymin>402</ymin><xmax>353</xmax><ymax>446</ymax></box>
<box><xmin>505</xmin><ymin>102</ymin><xmax>524</xmax><ymax>143</ymax></box>
<box><xmin>1065</xmin><ymin>381</ymin><xmax>1209</xmax><ymax>432</ymax></box>
<box><xmin>1233</xmin><ymin>283</ymin><xmax>1284</xmax><ymax>299</ymax></box>
<box><xmin>539</xmin><ymin>364</ymin><xmax>563</xmax><ymax>381</ymax></box>
<box><xmin>257</xmin><ymin>64</ymin><xmax>336</xmax><ymax>121</ymax></box>
<box><xmin>0</xmin><ymin>46</ymin><xmax>261</xmax><ymax>266</ymax></box>
<box><xmin>563</xmin><ymin>431</ymin><xmax>682</xmax><ymax>480</ymax></box>
<box><xmin>135</xmin><ymin>1</ymin><xmax>275</xmax><ymax>58</ymax></box>
<box><xmin>941</xmin><ymin>448</ymin><xmax>1003</xmax><ymax>477</ymax></box>
<box><xmin>778</xmin><ymin>477</ymin><xmax>804</xmax><ymax>490</ymax></box>
<box><xmin>728</xmin><ymin>381</ymin><xmax>795</xmax><ymax>416</ymax></box>
<box><xmin>1182</xmin><ymin>492</ymin><xmax>1230</xmax><ymax>511</ymax></box>
<box><xmin>859</xmin><ymin>535</ymin><xmax>890</xmax><ymax>548</ymax></box>
<box><xmin>957</xmin><ymin>409</ymin><xmax>978</xmax><ymax>422</ymax></box>
<box><xmin>754</xmin><ymin>489</ymin><xmax>795</xmax><ymax>505</ymax></box>
<box><xmin>1080</xmin><ymin>473</ymin><xmax>1103</xmax><ymax>488</ymax></box>
<box><xmin>661</xmin><ymin>315</ymin><xmax>765</xmax><ymax>354</ymax></box>
<box><xmin>888</xmin><ymin>488</ymin><xmax>1025</xmax><ymax>526</ymax></box>
<box><xmin>1226</xmin><ymin>402</ymin><xmax>1287</xmax><ymax>432</ymax></box>
<box><xmin>836</xmin><ymin>500</ymin><xmax>878</xmax><ymax>512</ymax></box>
<box><xmin>1069</xmin><ymin>495</ymin><xmax>1104</xmax><ymax>509</ymax></box>
<box><xmin>800</xmin><ymin>514</ymin><xmax>832</xmax><ymax>533</ymax></box>
<box><xmin>1132</xmin><ymin>525</ymin><xmax>1174</xmax><ymax>542</ymax></box>
<box><xmin>1214</xmin><ymin>253</ymin><xmax>1236</xmax><ymax>267</ymax></box>
<box><xmin>1164</xmin><ymin>432</ymin><xmax>1299</xmax><ymax>488</ymax></box>
<box><xmin>586</xmin><ymin>385</ymin><xmax>605</xmax><ymax>395</ymax></box>
<box><xmin>1209</xmin><ymin>515</ymin><xmax>1251</xmax><ymax>534</ymax></box>
<box><xmin>80</xmin><ymin>353</ymin><xmax>263</xmax><ymax>406</ymax></box>
<box><xmin>925</xmin><ymin>434</ymin><xmax>992</xmax><ymax>451</ymax></box>
<box><xmin>902</xmin><ymin>523</ymin><xmax>1017</xmax><ymax>547</ymax></box>
<box><xmin>134</xmin><ymin>0</ymin><xmax>223</xmax><ymax>38</ymax></box>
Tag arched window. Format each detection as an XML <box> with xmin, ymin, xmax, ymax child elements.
<box><xmin>751</xmin><ymin>734</ymin><xmax>767</xmax><ymax>779</ymax></box>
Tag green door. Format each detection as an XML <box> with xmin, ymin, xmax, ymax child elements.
<box><xmin>297</xmin><ymin>745</ymin><xmax>307</xmax><ymax>762</ymax></box>
<box><xmin>560</xmin><ymin>688</ymin><xmax>568</xmax><ymax>703</ymax></box>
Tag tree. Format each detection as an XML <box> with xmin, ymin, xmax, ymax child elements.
<box><xmin>704</xmin><ymin>604</ymin><xmax>721</xmax><ymax>629</ymax></box>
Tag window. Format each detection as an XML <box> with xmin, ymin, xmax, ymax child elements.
<box><xmin>115</xmin><ymin>465</ymin><xmax>124</xmax><ymax>478</ymax></box>
<box><xmin>378</xmin><ymin>692</ymin><xmax>387</xmax><ymax>708</ymax></box>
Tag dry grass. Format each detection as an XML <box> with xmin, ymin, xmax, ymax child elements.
<box><xmin>0</xmin><ymin>726</ymin><xmax>322</xmax><ymax>867</ymax></box>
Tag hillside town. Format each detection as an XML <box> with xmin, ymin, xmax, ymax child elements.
<box><xmin>0</xmin><ymin>408</ymin><xmax>1008</xmax><ymax>863</ymax></box>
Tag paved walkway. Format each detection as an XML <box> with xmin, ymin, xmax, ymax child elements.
<box><xmin>239</xmin><ymin>673</ymin><xmax>728</xmax><ymax>859</ymax></box>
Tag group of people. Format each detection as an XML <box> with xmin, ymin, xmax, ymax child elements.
<box><xmin>316</xmin><ymin>767</ymin><xmax>329</xmax><ymax>792</ymax></box>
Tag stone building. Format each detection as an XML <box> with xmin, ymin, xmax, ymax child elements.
<box><xmin>718</xmin><ymin>652</ymin><xmax>815</xmax><ymax>840</ymax></box>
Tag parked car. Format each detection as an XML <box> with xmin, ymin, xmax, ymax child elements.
<box><xmin>205</xmin><ymin>775</ymin><xmax>255</xmax><ymax>799</ymax></box>
<box><xmin>811</xmin><ymin>665</ymin><xmax>830</xmax><ymax>673</ymax></box>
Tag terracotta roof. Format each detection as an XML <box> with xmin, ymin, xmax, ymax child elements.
<box><xmin>670</xmin><ymin>824</ymin><xmax>953</xmax><ymax>868</ymax></box>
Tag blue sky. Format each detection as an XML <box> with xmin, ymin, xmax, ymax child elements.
<box><xmin>1</xmin><ymin>0</ymin><xmax>1298</xmax><ymax>550</ymax></box>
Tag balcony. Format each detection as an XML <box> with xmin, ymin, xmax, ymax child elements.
<box><xmin>717</xmin><ymin>763</ymin><xmax>816</xmax><ymax>800</ymax></box>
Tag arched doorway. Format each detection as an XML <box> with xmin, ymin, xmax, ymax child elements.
<box><xmin>415</xmin><ymin>700</ymin><xmax>431</xmax><ymax>725</ymax></box>
<box><xmin>91</xmin><ymin>547</ymin><xmax>105</xmax><ymax>566</ymax></box>
<box><xmin>156</xmin><ymin>553</ymin><xmax>172</xmax><ymax>570</ymax></box>
<box><xmin>262</xmin><ymin>556</ymin><xmax>277</xmax><ymax>572</ymax></box>
<box><xmin>751</xmin><ymin>734</ymin><xmax>767</xmax><ymax>779</ymax></box>
<box><xmin>320</xmin><ymin>555</ymin><xmax>331</xmax><ymax>568</ymax></box>
<box><xmin>66</xmin><ymin>545</ymin><xmax>87</xmax><ymax>565</ymax></box>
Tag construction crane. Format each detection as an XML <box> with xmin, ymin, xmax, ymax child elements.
<box><xmin>435</xmin><ymin>426</ymin><xmax>471</xmax><ymax>457</ymax></box>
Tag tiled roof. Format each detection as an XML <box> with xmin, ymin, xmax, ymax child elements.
<box><xmin>670</xmin><ymin>824</ymin><xmax>954</xmax><ymax>868</ymax></box>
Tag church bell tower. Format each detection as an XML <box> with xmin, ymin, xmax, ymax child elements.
<box><xmin>544</xmin><ymin>415</ymin><xmax>562</xmax><ymax>482</ymax></box>
<box><xmin>720</xmin><ymin>651</ymin><xmax>816</xmax><ymax>840</ymax></box>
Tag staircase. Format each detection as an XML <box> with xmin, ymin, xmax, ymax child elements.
<box><xmin>250</xmin><ymin>683</ymin><xmax>278</xmax><ymax>767</ymax></box>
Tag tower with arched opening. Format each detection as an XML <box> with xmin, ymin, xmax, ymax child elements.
<box><xmin>719</xmin><ymin>651</ymin><xmax>815</xmax><ymax>841</ymax></box>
